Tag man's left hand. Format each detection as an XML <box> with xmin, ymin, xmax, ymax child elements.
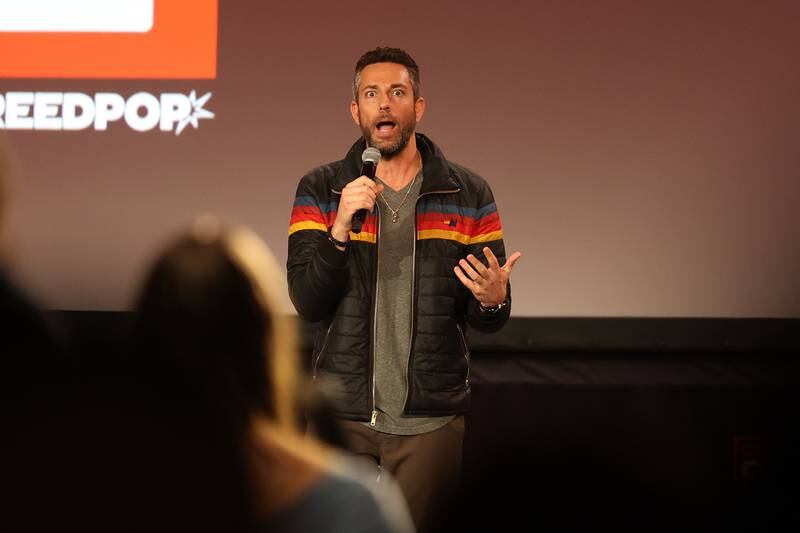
<box><xmin>454</xmin><ymin>247</ymin><xmax>522</xmax><ymax>307</ymax></box>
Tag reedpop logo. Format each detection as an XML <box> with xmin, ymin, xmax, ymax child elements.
<box><xmin>0</xmin><ymin>90</ymin><xmax>214</xmax><ymax>135</ymax></box>
<box><xmin>0</xmin><ymin>1</ymin><xmax>218</xmax><ymax>135</ymax></box>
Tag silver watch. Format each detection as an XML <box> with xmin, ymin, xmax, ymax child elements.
<box><xmin>479</xmin><ymin>300</ymin><xmax>507</xmax><ymax>314</ymax></box>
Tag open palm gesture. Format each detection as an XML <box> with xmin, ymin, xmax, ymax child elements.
<box><xmin>454</xmin><ymin>247</ymin><xmax>522</xmax><ymax>307</ymax></box>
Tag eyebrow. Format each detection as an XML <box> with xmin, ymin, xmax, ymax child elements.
<box><xmin>362</xmin><ymin>83</ymin><xmax>409</xmax><ymax>93</ymax></box>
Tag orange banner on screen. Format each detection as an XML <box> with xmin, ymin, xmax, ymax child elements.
<box><xmin>0</xmin><ymin>0</ymin><xmax>218</xmax><ymax>79</ymax></box>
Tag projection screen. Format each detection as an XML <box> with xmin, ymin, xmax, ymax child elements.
<box><xmin>2</xmin><ymin>0</ymin><xmax>798</xmax><ymax>317</ymax></box>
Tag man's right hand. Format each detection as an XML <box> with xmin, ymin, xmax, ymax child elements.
<box><xmin>330</xmin><ymin>176</ymin><xmax>385</xmax><ymax>242</ymax></box>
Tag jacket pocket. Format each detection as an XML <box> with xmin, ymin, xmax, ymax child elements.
<box><xmin>456</xmin><ymin>323</ymin><xmax>470</xmax><ymax>389</ymax></box>
<box><xmin>312</xmin><ymin>321</ymin><xmax>334</xmax><ymax>380</ymax></box>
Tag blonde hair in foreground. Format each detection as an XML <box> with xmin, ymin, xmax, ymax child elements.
<box><xmin>221</xmin><ymin>222</ymin><xmax>301</xmax><ymax>432</ymax></box>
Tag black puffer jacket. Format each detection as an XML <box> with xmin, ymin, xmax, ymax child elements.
<box><xmin>287</xmin><ymin>134</ymin><xmax>511</xmax><ymax>421</ymax></box>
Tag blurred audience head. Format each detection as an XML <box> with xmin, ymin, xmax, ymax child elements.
<box><xmin>135</xmin><ymin>215</ymin><xmax>300</xmax><ymax>434</ymax></box>
<box><xmin>121</xmin><ymin>217</ymin><xmax>304</xmax><ymax>531</ymax></box>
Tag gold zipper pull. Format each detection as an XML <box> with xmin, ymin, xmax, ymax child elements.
<box><xmin>370</xmin><ymin>409</ymin><xmax>378</xmax><ymax>426</ymax></box>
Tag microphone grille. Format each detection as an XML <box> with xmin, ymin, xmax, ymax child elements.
<box><xmin>362</xmin><ymin>147</ymin><xmax>381</xmax><ymax>165</ymax></box>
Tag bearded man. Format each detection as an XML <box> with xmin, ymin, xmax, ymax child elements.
<box><xmin>287</xmin><ymin>46</ymin><xmax>521</xmax><ymax>531</ymax></box>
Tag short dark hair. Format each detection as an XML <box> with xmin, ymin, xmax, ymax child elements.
<box><xmin>353</xmin><ymin>46</ymin><xmax>421</xmax><ymax>101</ymax></box>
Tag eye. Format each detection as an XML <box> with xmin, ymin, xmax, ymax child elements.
<box><xmin>364</xmin><ymin>90</ymin><xmax>377</xmax><ymax>98</ymax></box>
<box><xmin>393</xmin><ymin>89</ymin><xmax>405</xmax><ymax>97</ymax></box>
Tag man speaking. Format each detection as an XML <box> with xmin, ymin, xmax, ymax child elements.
<box><xmin>287</xmin><ymin>47</ymin><xmax>521</xmax><ymax>531</ymax></box>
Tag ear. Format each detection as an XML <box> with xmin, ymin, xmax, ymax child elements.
<box><xmin>350</xmin><ymin>100</ymin><xmax>361</xmax><ymax>127</ymax></box>
<box><xmin>414</xmin><ymin>97</ymin><xmax>426</xmax><ymax>123</ymax></box>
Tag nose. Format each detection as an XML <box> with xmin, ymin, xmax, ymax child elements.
<box><xmin>378</xmin><ymin>93</ymin><xmax>390</xmax><ymax>111</ymax></box>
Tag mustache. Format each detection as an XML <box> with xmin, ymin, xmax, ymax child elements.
<box><xmin>373</xmin><ymin>114</ymin><xmax>398</xmax><ymax>126</ymax></box>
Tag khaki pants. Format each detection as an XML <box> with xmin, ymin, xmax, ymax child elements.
<box><xmin>337</xmin><ymin>416</ymin><xmax>464</xmax><ymax>532</ymax></box>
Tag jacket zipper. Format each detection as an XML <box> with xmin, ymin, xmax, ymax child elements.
<box><xmin>369</xmin><ymin>201</ymin><xmax>381</xmax><ymax>426</ymax></box>
<box><xmin>330</xmin><ymin>186</ymin><xmax>379</xmax><ymax>425</ymax></box>
<box><xmin>332</xmin><ymin>186</ymin><xmax>379</xmax><ymax>425</ymax></box>
<box><xmin>402</xmin><ymin>187</ymin><xmax>461</xmax><ymax>414</ymax></box>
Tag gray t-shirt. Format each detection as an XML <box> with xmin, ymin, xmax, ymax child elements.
<box><xmin>367</xmin><ymin>170</ymin><xmax>453</xmax><ymax>435</ymax></box>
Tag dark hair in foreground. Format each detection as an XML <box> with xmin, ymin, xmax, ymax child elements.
<box><xmin>136</xmin><ymin>234</ymin><xmax>271</xmax><ymax>426</ymax></box>
<box><xmin>353</xmin><ymin>46</ymin><xmax>421</xmax><ymax>100</ymax></box>
<box><xmin>130</xmin><ymin>220</ymin><xmax>302</xmax><ymax>531</ymax></box>
<box><xmin>135</xmin><ymin>220</ymin><xmax>299</xmax><ymax>429</ymax></box>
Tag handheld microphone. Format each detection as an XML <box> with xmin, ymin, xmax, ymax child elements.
<box><xmin>351</xmin><ymin>147</ymin><xmax>381</xmax><ymax>234</ymax></box>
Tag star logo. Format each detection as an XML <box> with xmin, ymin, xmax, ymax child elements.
<box><xmin>175</xmin><ymin>90</ymin><xmax>214</xmax><ymax>136</ymax></box>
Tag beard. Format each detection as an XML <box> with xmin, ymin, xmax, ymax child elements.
<box><xmin>360</xmin><ymin>117</ymin><xmax>416</xmax><ymax>160</ymax></box>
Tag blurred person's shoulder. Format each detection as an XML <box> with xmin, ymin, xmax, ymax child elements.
<box><xmin>326</xmin><ymin>450</ymin><xmax>416</xmax><ymax>533</ymax></box>
<box><xmin>260</xmin><ymin>469</ymin><xmax>400</xmax><ymax>533</ymax></box>
<box><xmin>250</xmin><ymin>422</ymin><xmax>414</xmax><ymax>533</ymax></box>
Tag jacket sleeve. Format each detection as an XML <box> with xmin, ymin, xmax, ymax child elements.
<box><xmin>463</xmin><ymin>179</ymin><xmax>512</xmax><ymax>333</ymax></box>
<box><xmin>287</xmin><ymin>174</ymin><xmax>349</xmax><ymax>322</ymax></box>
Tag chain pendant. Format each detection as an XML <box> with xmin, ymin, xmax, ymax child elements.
<box><xmin>379</xmin><ymin>167</ymin><xmax>418</xmax><ymax>224</ymax></box>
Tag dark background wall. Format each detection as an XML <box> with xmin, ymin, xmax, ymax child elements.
<box><xmin>53</xmin><ymin>311</ymin><xmax>800</xmax><ymax>528</ymax></box>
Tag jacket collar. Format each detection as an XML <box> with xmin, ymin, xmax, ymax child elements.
<box><xmin>332</xmin><ymin>133</ymin><xmax>460</xmax><ymax>194</ymax></box>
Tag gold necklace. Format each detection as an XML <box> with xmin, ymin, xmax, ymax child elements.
<box><xmin>379</xmin><ymin>172</ymin><xmax>418</xmax><ymax>223</ymax></box>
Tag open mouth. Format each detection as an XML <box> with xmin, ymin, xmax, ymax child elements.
<box><xmin>375</xmin><ymin>120</ymin><xmax>397</xmax><ymax>133</ymax></box>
